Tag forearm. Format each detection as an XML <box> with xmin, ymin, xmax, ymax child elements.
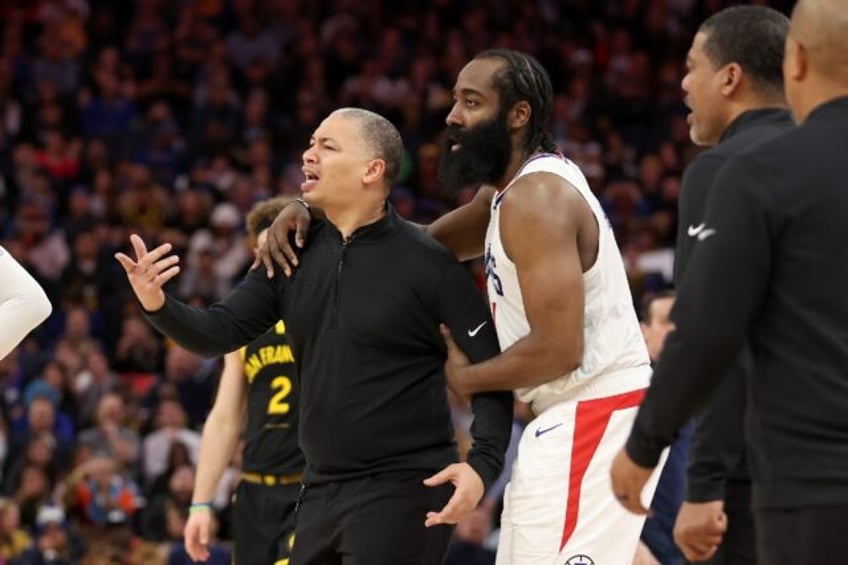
<box><xmin>461</xmin><ymin>332</ymin><xmax>579</xmax><ymax>394</ymax></box>
<box><xmin>686</xmin><ymin>350</ymin><xmax>750</xmax><ymax>502</ymax></box>
<box><xmin>627</xmin><ymin>158</ymin><xmax>772</xmax><ymax>467</ymax></box>
<box><xmin>465</xmin><ymin>390</ymin><xmax>514</xmax><ymax>490</ymax></box>
<box><xmin>193</xmin><ymin>410</ymin><xmax>241</xmax><ymax>502</ymax></box>
<box><xmin>0</xmin><ymin>247</ymin><xmax>52</xmax><ymax>359</ymax></box>
<box><xmin>145</xmin><ymin>277</ymin><xmax>279</xmax><ymax>358</ymax></box>
<box><xmin>626</xmin><ymin>323</ymin><xmax>747</xmax><ymax>467</ymax></box>
<box><xmin>425</xmin><ymin>187</ymin><xmax>494</xmax><ymax>261</ymax></box>
<box><xmin>425</xmin><ymin>222</ymin><xmax>484</xmax><ymax>262</ymax></box>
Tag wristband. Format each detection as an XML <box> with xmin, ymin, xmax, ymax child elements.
<box><xmin>189</xmin><ymin>502</ymin><xmax>213</xmax><ymax>514</ymax></box>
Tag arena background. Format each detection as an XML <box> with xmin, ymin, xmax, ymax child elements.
<box><xmin>0</xmin><ymin>1</ymin><xmax>794</xmax><ymax>563</ymax></box>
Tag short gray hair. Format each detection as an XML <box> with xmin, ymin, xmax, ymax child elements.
<box><xmin>335</xmin><ymin>107</ymin><xmax>403</xmax><ymax>185</ymax></box>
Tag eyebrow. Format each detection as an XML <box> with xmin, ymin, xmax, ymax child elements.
<box><xmin>310</xmin><ymin>135</ymin><xmax>339</xmax><ymax>145</ymax></box>
<box><xmin>451</xmin><ymin>87</ymin><xmax>486</xmax><ymax>98</ymax></box>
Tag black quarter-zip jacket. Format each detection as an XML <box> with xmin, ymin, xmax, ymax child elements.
<box><xmin>675</xmin><ymin>108</ymin><xmax>794</xmax><ymax>503</ymax></box>
<box><xmin>147</xmin><ymin>205</ymin><xmax>513</xmax><ymax>489</ymax></box>
<box><xmin>628</xmin><ymin>96</ymin><xmax>848</xmax><ymax>509</ymax></box>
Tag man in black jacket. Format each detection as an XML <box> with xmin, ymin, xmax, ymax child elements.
<box><xmin>671</xmin><ymin>6</ymin><xmax>792</xmax><ymax>564</ymax></box>
<box><xmin>115</xmin><ymin>107</ymin><xmax>514</xmax><ymax>565</ymax></box>
<box><xmin>611</xmin><ymin>0</ymin><xmax>848</xmax><ymax>562</ymax></box>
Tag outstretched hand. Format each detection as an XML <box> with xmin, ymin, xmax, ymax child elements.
<box><xmin>114</xmin><ymin>234</ymin><xmax>180</xmax><ymax>312</ymax></box>
<box><xmin>252</xmin><ymin>201</ymin><xmax>312</xmax><ymax>278</ymax></box>
<box><xmin>440</xmin><ymin>323</ymin><xmax>472</xmax><ymax>396</ymax></box>
<box><xmin>423</xmin><ymin>462</ymin><xmax>484</xmax><ymax>527</ymax></box>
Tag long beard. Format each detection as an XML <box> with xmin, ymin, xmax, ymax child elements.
<box><xmin>438</xmin><ymin>112</ymin><xmax>513</xmax><ymax>196</ymax></box>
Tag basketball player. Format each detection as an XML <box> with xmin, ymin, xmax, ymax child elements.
<box><xmin>260</xmin><ymin>49</ymin><xmax>660</xmax><ymax>565</ymax></box>
<box><xmin>184</xmin><ymin>197</ymin><xmax>304</xmax><ymax>565</ymax></box>
<box><xmin>0</xmin><ymin>245</ymin><xmax>52</xmax><ymax>360</ymax></box>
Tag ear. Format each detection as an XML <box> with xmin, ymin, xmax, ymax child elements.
<box><xmin>362</xmin><ymin>158</ymin><xmax>386</xmax><ymax>186</ymax></box>
<box><xmin>720</xmin><ymin>62</ymin><xmax>743</xmax><ymax>97</ymax></box>
<box><xmin>640</xmin><ymin>322</ymin><xmax>650</xmax><ymax>340</ymax></box>
<box><xmin>508</xmin><ymin>101</ymin><xmax>532</xmax><ymax>130</ymax></box>
<box><xmin>783</xmin><ymin>35</ymin><xmax>807</xmax><ymax>83</ymax></box>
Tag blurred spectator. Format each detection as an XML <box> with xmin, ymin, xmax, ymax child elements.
<box><xmin>16</xmin><ymin>504</ymin><xmax>84</xmax><ymax>565</ymax></box>
<box><xmin>66</xmin><ymin>456</ymin><xmax>140</xmax><ymax>528</ymax></box>
<box><xmin>0</xmin><ymin>498</ymin><xmax>30</xmax><ymax>562</ymax></box>
<box><xmin>445</xmin><ymin>507</ymin><xmax>497</xmax><ymax>565</ymax></box>
<box><xmin>76</xmin><ymin>393</ymin><xmax>140</xmax><ymax>468</ymax></box>
<box><xmin>141</xmin><ymin>399</ymin><xmax>199</xmax><ymax>487</ymax></box>
<box><xmin>139</xmin><ymin>463</ymin><xmax>193</xmax><ymax>542</ymax></box>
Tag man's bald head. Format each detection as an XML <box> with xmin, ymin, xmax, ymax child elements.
<box><xmin>790</xmin><ymin>0</ymin><xmax>848</xmax><ymax>79</ymax></box>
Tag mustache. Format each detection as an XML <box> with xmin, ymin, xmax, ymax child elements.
<box><xmin>444</xmin><ymin>125</ymin><xmax>473</xmax><ymax>145</ymax></box>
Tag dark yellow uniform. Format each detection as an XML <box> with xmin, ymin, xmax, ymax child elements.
<box><xmin>234</xmin><ymin>320</ymin><xmax>304</xmax><ymax>565</ymax></box>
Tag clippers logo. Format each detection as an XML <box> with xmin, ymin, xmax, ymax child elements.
<box><xmin>564</xmin><ymin>555</ymin><xmax>594</xmax><ymax>565</ymax></box>
<box><xmin>484</xmin><ymin>244</ymin><xmax>504</xmax><ymax>297</ymax></box>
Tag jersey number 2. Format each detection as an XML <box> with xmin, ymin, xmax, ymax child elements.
<box><xmin>268</xmin><ymin>376</ymin><xmax>292</xmax><ymax>415</ymax></box>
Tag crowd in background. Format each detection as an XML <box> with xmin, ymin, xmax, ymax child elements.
<box><xmin>0</xmin><ymin>0</ymin><xmax>791</xmax><ymax>563</ymax></box>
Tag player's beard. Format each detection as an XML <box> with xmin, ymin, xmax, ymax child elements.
<box><xmin>438</xmin><ymin>109</ymin><xmax>513</xmax><ymax>196</ymax></box>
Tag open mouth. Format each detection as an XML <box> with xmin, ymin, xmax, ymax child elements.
<box><xmin>301</xmin><ymin>170</ymin><xmax>320</xmax><ymax>191</ymax></box>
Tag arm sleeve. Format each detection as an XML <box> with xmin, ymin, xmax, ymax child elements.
<box><xmin>675</xmin><ymin>153</ymin><xmax>726</xmax><ymax>285</ymax></box>
<box><xmin>626</xmin><ymin>155</ymin><xmax>776</xmax><ymax>467</ymax></box>
<box><xmin>0</xmin><ymin>246</ymin><xmax>52</xmax><ymax>360</ymax></box>
<box><xmin>436</xmin><ymin>263</ymin><xmax>514</xmax><ymax>490</ymax></box>
<box><xmin>145</xmin><ymin>268</ymin><xmax>284</xmax><ymax>358</ymax></box>
<box><xmin>685</xmin><ymin>348</ymin><xmax>750</xmax><ymax>502</ymax></box>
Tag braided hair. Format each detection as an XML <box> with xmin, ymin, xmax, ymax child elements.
<box><xmin>473</xmin><ymin>48</ymin><xmax>558</xmax><ymax>154</ymax></box>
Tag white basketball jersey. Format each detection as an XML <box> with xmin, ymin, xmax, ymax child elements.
<box><xmin>484</xmin><ymin>154</ymin><xmax>650</xmax><ymax>407</ymax></box>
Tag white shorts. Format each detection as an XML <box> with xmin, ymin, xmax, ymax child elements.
<box><xmin>495</xmin><ymin>388</ymin><xmax>667</xmax><ymax>565</ymax></box>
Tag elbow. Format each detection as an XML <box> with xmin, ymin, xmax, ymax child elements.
<box><xmin>34</xmin><ymin>293</ymin><xmax>52</xmax><ymax>325</ymax></box>
<box><xmin>553</xmin><ymin>337</ymin><xmax>583</xmax><ymax>376</ymax></box>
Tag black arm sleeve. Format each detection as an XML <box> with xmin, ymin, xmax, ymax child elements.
<box><xmin>145</xmin><ymin>269</ymin><xmax>284</xmax><ymax>358</ymax></box>
<box><xmin>436</xmin><ymin>263</ymin><xmax>513</xmax><ymax>490</ymax></box>
<box><xmin>685</xmin><ymin>348</ymin><xmax>750</xmax><ymax>501</ymax></box>
<box><xmin>626</xmin><ymin>155</ymin><xmax>775</xmax><ymax>467</ymax></box>
<box><xmin>675</xmin><ymin>153</ymin><xmax>726</xmax><ymax>284</ymax></box>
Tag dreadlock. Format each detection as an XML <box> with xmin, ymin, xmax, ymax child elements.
<box><xmin>473</xmin><ymin>48</ymin><xmax>558</xmax><ymax>154</ymax></box>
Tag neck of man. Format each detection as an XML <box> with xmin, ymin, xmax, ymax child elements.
<box><xmin>718</xmin><ymin>94</ymin><xmax>789</xmax><ymax>142</ymax></box>
<box><xmin>496</xmin><ymin>141</ymin><xmax>541</xmax><ymax>190</ymax></box>
<box><xmin>324</xmin><ymin>200</ymin><xmax>387</xmax><ymax>241</ymax></box>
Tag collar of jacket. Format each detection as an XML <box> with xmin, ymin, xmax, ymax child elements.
<box><xmin>720</xmin><ymin>107</ymin><xmax>793</xmax><ymax>142</ymax></box>
<box><xmin>805</xmin><ymin>94</ymin><xmax>848</xmax><ymax>125</ymax></box>
<box><xmin>323</xmin><ymin>202</ymin><xmax>397</xmax><ymax>244</ymax></box>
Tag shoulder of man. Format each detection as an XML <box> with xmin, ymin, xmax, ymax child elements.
<box><xmin>395</xmin><ymin>217</ymin><xmax>460</xmax><ymax>266</ymax></box>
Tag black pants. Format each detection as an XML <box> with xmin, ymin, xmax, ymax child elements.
<box><xmin>233</xmin><ymin>480</ymin><xmax>300</xmax><ymax>565</ymax></box>
<box><xmin>755</xmin><ymin>504</ymin><xmax>848</xmax><ymax>565</ymax></box>
<box><xmin>695</xmin><ymin>481</ymin><xmax>756</xmax><ymax>565</ymax></box>
<box><xmin>292</xmin><ymin>471</ymin><xmax>454</xmax><ymax>565</ymax></box>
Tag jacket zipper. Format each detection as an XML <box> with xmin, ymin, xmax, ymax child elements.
<box><xmin>332</xmin><ymin>236</ymin><xmax>353</xmax><ymax>326</ymax></box>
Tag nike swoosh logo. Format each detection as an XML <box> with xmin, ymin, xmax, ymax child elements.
<box><xmin>687</xmin><ymin>223</ymin><xmax>706</xmax><ymax>236</ymax></box>
<box><xmin>687</xmin><ymin>223</ymin><xmax>716</xmax><ymax>241</ymax></box>
<box><xmin>467</xmin><ymin>321</ymin><xmax>487</xmax><ymax>337</ymax></box>
<box><xmin>535</xmin><ymin>423</ymin><xmax>563</xmax><ymax>438</ymax></box>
